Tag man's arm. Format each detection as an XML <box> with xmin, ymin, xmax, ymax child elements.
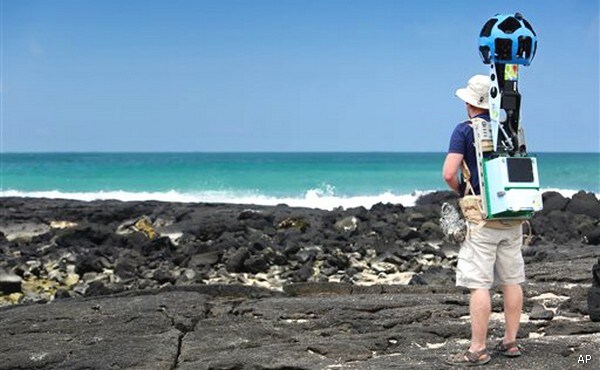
<box><xmin>443</xmin><ymin>153</ymin><xmax>463</xmax><ymax>194</ymax></box>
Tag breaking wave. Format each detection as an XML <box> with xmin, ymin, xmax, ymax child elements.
<box><xmin>0</xmin><ymin>187</ymin><xmax>432</xmax><ymax>210</ymax></box>
<box><xmin>1</xmin><ymin>187</ymin><xmax>595</xmax><ymax>211</ymax></box>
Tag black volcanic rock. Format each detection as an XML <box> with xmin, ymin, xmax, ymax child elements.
<box><xmin>0</xmin><ymin>270</ymin><xmax>22</xmax><ymax>294</ymax></box>
<box><xmin>1</xmin><ymin>195</ymin><xmax>600</xmax><ymax>368</ymax></box>
<box><xmin>583</xmin><ymin>226</ymin><xmax>600</xmax><ymax>245</ymax></box>
<box><xmin>153</xmin><ymin>269</ymin><xmax>176</xmax><ymax>285</ymax></box>
<box><xmin>291</xmin><ymin>263</ymin><xmax>313</xmax><ymax>282</ymax></box>
<box><xmin>415</xmin><ymin>190</ymin><xmax>459</xmax><ymax>207</ymax></box>
<box><xmin>326</xmin><ymin>254</ymin><xmax>349</xmax><ymax>270</ymax></box>
<box><xmin>588</xmin><ymin>259</ymin><xmax>600</xmax><ymax>322</ymax></box>
<box><xmin>346</xmin><ymin>205</ymin><xmax>371</xmax><ymax>221</ymax></box>
<box><xmin>55</xmin><ymin>225</ymin><xmax>111</xmax><ymax>248</ymax></box>
<box><xmin>0</xmin><ymin>192</ymin><xmax>599</xmax><ymax>310</ymax></box>
<box><xmin>244</xmin><ymin>255</ymin><xmax>269</xmax><ymax>274</ymax></box>
<box><xmin>593</xmin><ymin>258</ymin><xmax>600</xmax><ymax>286</ymax></box>
<box><xmin>283</xmin><ymin>243</ymin><xmax>300</xmax><ymax>256</ymax></box>
<box><xmin>120</xmin><ymin>232</ymin><xmax>149</xmax><ymax>249</ymax></box>
<box><xmin>566</xmin><ymin>191</ymin><xmax>600</xmax><ymax>218</ymax></box>
<box><xmin>186</xmin><ymin>210</ymin><xmax>246</xmax><ymax>240</ymax></box>
<box><xmin>225</xmin><ymin>247</ymin><xmax>250</xmax><ymax>273</ymax></box>
<box><xmin>188</xmin><ymin>251</ymin><xmax>221</xmax><ymax>268</ymax></box>
<box><xmin>588</xmin><ymin>286</ymin><xmax>600</xmax><ymax>322</ymax></box>
<box><xmin>237</xmin><ymin>209</ymin><xmax>274</xmax><ymax>230</ymax></box>
<box><xmin>142</xmin><ymin>236</ymin><xmax>175</xmax><ymax>256</ymax></box>
<box><xmin>409</xmin><ymin>266</ymin><xmax>455</xmax><ymax>286</ymax></box>
<box><xmin>370</xmin><ymin>202</ymin><xmax>404</xmax><ymax>216</ymax></box>
<box><xmin>419</xmin><ymin>221</ymin><xmax>444</xmax><ymax>240</ymax></box>
<box><xmin>2</xmin><ymin>288</ymin><xmax>600</xmax><ymax>369</ymax></box>
<box><xmin>531</xmin><ymin>210</ymin><xmax>577</xmax><ymax>244</ymax></box>
<box><xmin>212</xmin><ymin>232</ymin><xmax>242</xmax><ymax>252</ymax></box>
<box><xmin>76</xmin><ymin>253</ymin><xmax>111</xmax><ymax>275</ymax></box>
<box><xmin>397</xmin><ymin>223</ymin><xmax>420</xmax><ymax>241</ymax></box>
<box><xmin>407</xmin><ymin>212</ymin><xmax>427</xmax><ymax>227</ymax></box>
<box><xmin>84</xmin><ymin>281</ymin><xmax>123</xmax><ymax>297</ymax></box>
<box><xmin>529</xmin><ymin>304</ymin><xmax>554</xmax><ymax>321</ymax></box>
<box><xmin>115</xmin><ymin>260</ymin><xmax>137</xmax><ymax>280</ymax></box>
<box><xmin>541</xmin><ymin>191</ymin><xmax>570</xmax><ymax>213</ymax></box>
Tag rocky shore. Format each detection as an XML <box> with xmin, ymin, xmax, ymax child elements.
<box><xmin>1</xmin><ymin>191</ymin><xmax>599</xmax><ymax>369</ymax></box>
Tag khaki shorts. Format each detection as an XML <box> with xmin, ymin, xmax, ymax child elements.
<box><xmin>456</xmin><ymin>223</ymin><xmax>525</xmax><ymax>289</ymax></box>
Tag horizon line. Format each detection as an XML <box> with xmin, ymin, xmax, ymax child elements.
<box><xmin>1</xmin><ymin>150</ymin><xmax>599</xmax><ymax>155</ymax></box>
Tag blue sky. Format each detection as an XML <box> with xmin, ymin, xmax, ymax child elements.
<box><xmin>1</xmin><ymin>0</ymin><xmax>598</xmax><ymax>152</ymax></box>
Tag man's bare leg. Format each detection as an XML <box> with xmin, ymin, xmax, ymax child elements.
<box><xmin>469</xmin><ymin>288</ymin><xmax>491</xmax><ymax>352</ymax></box>
<box><xmin>502</xmin><ymin>284</ymin><xmax>523</xmax><ymax>343</ymax></box>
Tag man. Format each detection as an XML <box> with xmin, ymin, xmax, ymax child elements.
<box><xmin>443</xmin><ymin>75</ymin><xmax>525</xmax><ymax>366</ymax></box>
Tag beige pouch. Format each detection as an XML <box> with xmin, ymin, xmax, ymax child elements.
<box><xmin>459</xmin><ymin>195</ymin><xmax>523</xmax><ymax>230</ymax></box>
<box><xmin>458</xmin><ymin>195</ymin><xmax>485</xmax><ymax>224</ymax></box>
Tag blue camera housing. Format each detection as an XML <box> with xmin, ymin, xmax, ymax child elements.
<box><xmin>478</xmin><ymin>13</ymin><xmax>537</xmax><ymax>66</ymax></box>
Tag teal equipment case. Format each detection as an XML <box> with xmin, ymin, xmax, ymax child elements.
<box><xmin>483</xmin><ymin>157</ymin><xmax>543</xmax><ymax>218</ymax></box>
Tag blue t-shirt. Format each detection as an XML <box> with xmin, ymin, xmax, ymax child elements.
<box><xmin>448</xmin><ymin>113</ymin><xmax>490</xmax><ymax>196</ymax></box>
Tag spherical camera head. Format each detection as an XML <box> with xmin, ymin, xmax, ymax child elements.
<box><xmin>478</xmin><ymin>13</ymin><xmax>537</xmax><ymax>66</ymax></box>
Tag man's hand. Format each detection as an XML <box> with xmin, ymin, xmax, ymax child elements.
<box><xmin>443</xmin><ymin>153</ymin><xmax>463</xmax><ymax>194</ymax></box>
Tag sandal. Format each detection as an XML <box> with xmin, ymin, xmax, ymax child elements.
<box><xmin>445</xmin><ymin>348</ymin><xmax>491</xmax><ymax>366</ymax></box>
<box><xmin>494</xmin><ymin>340</ymin><xmax>523</xmax><ymax>357</ymax></box>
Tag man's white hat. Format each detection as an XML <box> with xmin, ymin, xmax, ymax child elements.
<box><xmin>455</xmin><ymin>75</ymin><xmax>490</xmax><ymax>109</ymax></box>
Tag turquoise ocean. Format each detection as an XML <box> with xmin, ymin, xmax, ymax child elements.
<box><xmin>1</xmin><ymin>153</ymin><xmax>598</xmax><ymax>210</ymax></box>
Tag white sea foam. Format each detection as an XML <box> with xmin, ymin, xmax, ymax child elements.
<box><xmin>1</xmin><ymin>187</ymin><xmax>595</xmax><ymax>210</ymax></box>
<box><xmin>0</xmin><ymin>188</ymin><xmax>432</xmax><ymax>210</ymax></box>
